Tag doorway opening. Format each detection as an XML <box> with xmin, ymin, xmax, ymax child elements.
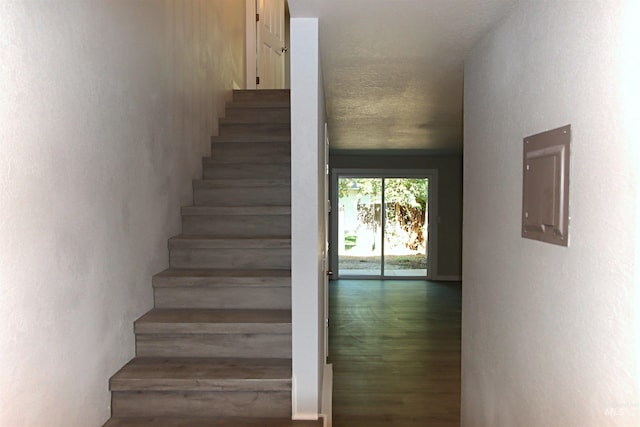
<box><xmin>332</xmin><ymin>170</ymin><xmax>438</xmax><ymax>279</ymax></box>
<box><xmin>245</xmin><ymin>0</ymin><xmax>289</xmax><ymax>90</ymax></box>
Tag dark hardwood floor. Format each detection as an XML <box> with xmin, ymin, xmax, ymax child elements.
<box><xmin>329</xmin><ymin>279</ymin><xmax>461</xmax><ymax>427</ymax></box>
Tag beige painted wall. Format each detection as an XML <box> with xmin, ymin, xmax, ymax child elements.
<box><xmin>329</xmin><ymin>153</ymin><xmax>463</xmax><ymax>278</ymax></box>
<box><xmin>0</xmin><ymin>1</ymin><xmax>244</xmax><ymax>425</ymax></box>
<box><xmin>462</xmin><ymin>1</ymin><xmax>639</xmax><ymax>425</ymax></box>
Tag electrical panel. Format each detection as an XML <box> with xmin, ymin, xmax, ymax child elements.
<box><xmin>522</xmin><ymin>125</ymin><xmax>571</xmax><ymax>246</ymax></box>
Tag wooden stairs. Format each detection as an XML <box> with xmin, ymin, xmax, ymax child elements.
<box><xmin>103</xmin><ymin>90</ymin><xmax>322</xmax><ymax>427</ymax></box>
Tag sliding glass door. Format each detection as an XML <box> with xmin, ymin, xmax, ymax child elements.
<box><xmin>383</xmin><ymin>178</ymin><xmax>428</xmax><ymax>276</ymax></box>
<box><xmin>337</xmin><ymin>178</ymin><xmax>382</xmax><ymax>276</ymax></box>
<box><xmin>336</xmin><ymin>173</ymin><xmax>432</xmax><ymax>278</ymax></box>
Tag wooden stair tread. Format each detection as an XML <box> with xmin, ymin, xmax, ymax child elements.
<box><xmin>168</xmin><ymin>236</ymin><xmax>290</xmax><ymax>249</ymax></box>
<box><xmin>219</xmin><ymin>121</ymin><xmax>290</xmax><ymax>126</ymax></box>
<box><xmin>203</xmin><ymin>158</ymin><xmax>290</xmax><ymax>165</ymax></box>
<box><xmin>232</xmin><ymin>89</ymin><xmax>290</xmax><ymax>103</ymax></box>
<box><xmin>211</xmin><ymin>140</ymin><xmax>290</xmax><ymax>148</ymax></box>
<box><xmin>154</xmin><ymin>268</ymin><xmax>290</xmax><ymax>282</ymax></box>
<box><xmin>181</xmin><ymin>206</ymin><xmax>291</xmax><ymax>216</ymax></box>
<box><xmin>219</xmin><ymin>117</ymin><xmax>290</xmax><ymax>125</ymax></box>
<box><xmin>137</xmin><ymin>308</ymin><xmax>291</xmax><ymax>324</ymax></box>
<box><xmin>104</xmin><ymin>417</ymin><xmax>321</xmax><ymax>427</ymax></box>
<box><xmin>226</xmin><ymin>101</ymin><xmax>290</xmax><ymax>108</ymax></box>
<box><xmin>211</xmin><ymin>134</ymin><xmax>291</xmax><ymax>143</ymax></box>
<box><xmin>135</xmin><ymin>309</ymin><xmax>291</xmax><ymax>334</ymax></box>
<box><xmin>110</xmin><ymin>357</ymin><xmax>291</xmax><ymax>391</ymax></box>
<box><xmin>218</xmin><ymin>122</ymin><xmax>290</xmax><ymax>131</ymax></box>
<box><xmin>193</xmin><ymin>179</ymin><xmax>290</xmax><ymax>188</ymax></box>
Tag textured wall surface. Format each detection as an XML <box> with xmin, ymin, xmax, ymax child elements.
<box><xmin>462</xmin><ymin>1</ymin><xmax>639</xmax><ymax>425</ymax></box>
<box><xmin>0</xmin><ymin>1</ymin><xmax>244</xmax><ymax>425</ymax></box>
<box><xmin>329</xmin><ymin>154</ymin><xmax>463</xmax><ymax>278</ymax></box>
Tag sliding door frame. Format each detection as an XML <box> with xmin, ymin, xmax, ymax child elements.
<box><xmin>330</xmin><ymin>168</ymin><xmax>438</xmax><ymax>280</ymax></box>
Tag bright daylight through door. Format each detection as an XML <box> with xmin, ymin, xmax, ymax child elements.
<box><xmin>337</xmin><ymin>176</ymin><xmax>429</xmax><ymax>277</ymax></box>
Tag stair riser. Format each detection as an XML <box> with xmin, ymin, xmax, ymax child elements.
<box><xmin>182</xmin><ymin>215</ymin><xmax>290</xmax><ymax>237</ymax></box>
<box><xmin>154</xmin><ymin>287</ymin><xmax>291</xmax><ymax>310</ymax></box>
<box><xmin>111</xmin><ymin>390</ymin><xmax>290</xmax><ymax>418</ymax></box>
<box><xmin>212</xmin><ymin>143</ymin><xmax>290</xmax><ymax>162</ymax></box>
<box><xmin>136</xmin><ymin>334</ymin><xmax>292</xmax><ymax>358</ymax></box>
<box><xmin>153</xmin><ymin>272</ymin><xmax>292</xmax><ymax>288</ymax></box>
<box><xmin>224</xmin><ymin>108</ymin><xmax>290</xmax><ymax>123</ymax></box>
<box><xmin>211</xmin><ymin>154</ymin><xmax>289</xmax><ymax>164</ymax></box>
<box><xmin>169</xmin><ymin>248</ymin><xmax>291</xmax><ymax>269</ymax></box>
<box><xmin>203</xmin><ymin>163</ymin><xmax>291</xmax><ymax>179</ymax></box>
<box><xmin>233</xmin><ymin>90</ymin><xmax>290</xmax><ymax>103</ymax></box>
<box><xmin>193</xmin><ymin>188</ymin><xmax>290</xmax><ymax>206</ymax></box>
<box><xmin>219</xmin><ymin>123</ymin><xmax>290</xmax><ymax>138</ymax></box>
<box><xmin>211</xmin><ymin>134</ymin><xmax>291</xmax><ymax>144</ymax></box>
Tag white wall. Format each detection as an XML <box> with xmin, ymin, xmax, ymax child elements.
<box><xmin>462</xmin><ymin>1</ymin><xmax>640</xmax><ymax>425</ymax></box>
<box><xmin>290</xmin><ymin>17</ymin><xmax>326</xmax><ymax>420</ymax></box>
<box><xmin>0</xmin><ymin>1</ymin><xmax>245</xmax><ymax>425</ymax></box>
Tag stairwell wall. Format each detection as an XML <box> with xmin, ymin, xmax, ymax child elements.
<box><xmin>0</xmin><ymin>2</ymin><xmax>244</xmax><ymax>426</ymax></box>
<box><xmin>462</xmin><ymin>1</ymin><xmax>640</xmax><ymax>425</ymax></box>
<box><xmin>291</xmin><ymin>17</ymin><xmax>326</xmax><ymax>420</ymax></box>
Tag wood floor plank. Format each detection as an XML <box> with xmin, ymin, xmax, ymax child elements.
<box><xmin>329</xmin><ymin>279</ymin><xmax>461</xmax><ymax>426</ymax></box>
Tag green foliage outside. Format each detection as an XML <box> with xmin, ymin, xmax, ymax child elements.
<box><xmin>339</xmin><ymin>178</ymin><xmax>428</xmax><ymax>251</ymax></box>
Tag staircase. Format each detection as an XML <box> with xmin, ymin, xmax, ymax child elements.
<box><xmin>103</xmin><ymin>90</ymin><xmax>321</xmax><ymax>427</ymax></box>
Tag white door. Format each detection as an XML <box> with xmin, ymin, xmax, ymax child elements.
<box><xmin>257</xmin><ymin>0</ymin><xmax>286</xmax><ymax>89</ymax></box>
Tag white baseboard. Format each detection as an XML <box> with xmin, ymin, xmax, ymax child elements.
<box><xmin>320</xmin><ymin>364</ymin><xmax>333</xmax><ymax>427</ymax></box>
<box><xmin>291</xmin><ymin>376</ymin><xmax>318</xmax><ymax>420</ymax></box>
<box><xmin>435</xmin><ymin>275</ymin><xmax>462</xmax><ymax>281</ymax></box>
<box><xmin>291</xmin><ymin>365</ymin><xmax>332</xmax><ymax>423</ymax></box>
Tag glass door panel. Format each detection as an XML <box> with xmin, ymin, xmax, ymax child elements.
<box><xmin>383</xmin><ymin>178</ymin><xmax>429</xmax><ymax>277</ymax></box>
<box><xmin>337</xmin><ymin>178</ymin><xmax>382</xmax><ymax>276</ymax></box>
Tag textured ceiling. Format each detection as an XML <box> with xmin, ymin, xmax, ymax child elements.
<box><xmin>288</xmin><ymin>0</ymin><xmax>519</xmax><ymax>152</ymax></box>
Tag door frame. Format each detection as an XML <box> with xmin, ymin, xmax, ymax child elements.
<box><xmin>245</xmin><ymin>0</ymin><xmax>257</xmax><ymax>89</ymax></box>
<box><xmin>330</xmin><ymin>168</ymin><xmax>439</xmax><ymax>280</ymax></box>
